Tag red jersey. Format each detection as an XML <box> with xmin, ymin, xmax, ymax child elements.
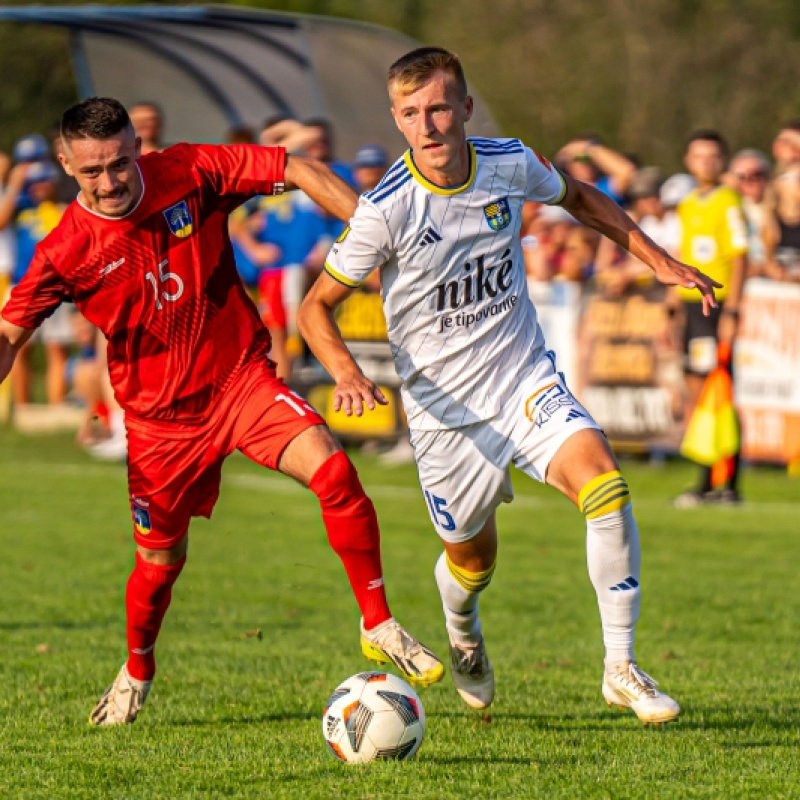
<box><xmin>2</xmin><ymin>143</ymin><xmax>285</xmax><ymax>425</ymax></box>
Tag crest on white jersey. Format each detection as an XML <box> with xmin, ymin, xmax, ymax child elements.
<box><xmin>483</xmin><ymin>198</ymin><xmax>511</xmax><ymax>231</ymax></box>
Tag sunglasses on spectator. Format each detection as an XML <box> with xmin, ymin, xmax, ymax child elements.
<box><xmin>733</xmin><ymin>172</ymin><xmax>767</xmax><ymax>182</ymax></box>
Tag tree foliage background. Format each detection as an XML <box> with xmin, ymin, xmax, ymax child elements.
<box><xmin>1</xmin><ymin>0</ymin><xmax>799</xmax><ymax>170</ymax></box>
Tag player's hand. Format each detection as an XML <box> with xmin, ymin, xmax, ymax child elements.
<box><xmin>333</xmin><ymin>371</ymin><xmax>389</xmax><ymax>416</ymax></box>
<box><xmin>652</xmin><ymin>256</ymin><xmax>723</xmax><ymax>317</ymax></box>
<box><xmin>6</xmin><ymin>162</ymin><xmax>31</xmax><ymax>191</ymax></box>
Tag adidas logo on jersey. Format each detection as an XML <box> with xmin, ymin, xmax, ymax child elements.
<box><xmin>418</xmin><ymin>227</ymin><xmax>442</xmax><ymax>247</ymax></box>
<box><xmin>565</xmin><ymin>410</ymin><xmax>586</xmax><ymax>422</ymax></box>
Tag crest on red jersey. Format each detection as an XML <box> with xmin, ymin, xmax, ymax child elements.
<box><xmin>163</xmin><ymin>200</ymin><xmax>194</xmax><ymax>238</ymax></box>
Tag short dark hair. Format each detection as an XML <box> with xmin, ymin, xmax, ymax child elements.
<box><xmin>302</xmin><ymin>117</ymin><xmax>332</xmax><ymax>136</ymax></box>
<box><xmin>129</xmin><ymin>100</ymin><xmax>162</xmax><ymax>118</ymax></box>
<box><xmin>61</xmin><ymin>97</ymin><xmax>132</xmax><ymax>144</ymax></box>
<box><xmin>388</xmin><ymin>47</ymin><xmax>468</xmax><ymax>100</ymax></box>
<box><xmin>780</xmin><ymin>117</ymin><xmax>800</xmax><ymax>134</ymax></box>
<box><xmin>260</xmin><ymin>113</ymin><xmax>294</xmax><ymax>132</ymax></box>
<box><xmin>685</xmin><ymin>129</ymin><xmax>729</xmax><ymax>160</ymax></box>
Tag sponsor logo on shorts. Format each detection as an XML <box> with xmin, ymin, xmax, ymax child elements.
<box><xmin>132</xmin><ymin>503</ymin><xmax>152</xmax><ymax>536</ymax></box>
<box><xmin>525</xmin><ymin>381</ymin><xmax>575</xmax><ymax>427</ymax></box>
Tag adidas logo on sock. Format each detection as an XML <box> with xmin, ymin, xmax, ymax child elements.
<box><xmin>418</xmin><ymin>227</ymin><xmax>442</xmax><ymax>247</ymax></box>
<box><xmin>609</xmin><ymin>575</ymin><xmax>639</xmax><ymax>592</ymax></box>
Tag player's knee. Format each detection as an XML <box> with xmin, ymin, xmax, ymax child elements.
<box><xmin>309</xmin><ymin>451</ymin><xmax>367</xmax><ymax>507</ymax></box>
<box><xmin>137</xmin><ymin>535</ymin><xmax>188</xmax><ymax>565</ymax></box>
<box><xmin>578</xmin><ymin>470</ymin><xmax>631</xmax><ymax>519</ymax></box>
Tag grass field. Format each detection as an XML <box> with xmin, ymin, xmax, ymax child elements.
<box><xmin>1</xmin><ymin>428</ymin><xmax>800</xmax><ymax>798</ymax></box>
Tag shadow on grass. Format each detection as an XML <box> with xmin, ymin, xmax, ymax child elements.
<box><xmin>424</xmin><ymin>755</ymin><xmax>535</xmax><ymax>765</ymax></box>
<box><xmin>0</xmin><ymin>618</ymin><xmax>118</xmax><ymax>631</ymax></box>
<box><xmin>170</xmin><ymin>711</ymin><xmax>321</xmax><ymax>726</ymax></box>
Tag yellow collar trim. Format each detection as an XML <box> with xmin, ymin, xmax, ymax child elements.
<box><xmin>404</xmin><ymin>143</ymin><xmax>476</xmax><ymax>196</ymax></box>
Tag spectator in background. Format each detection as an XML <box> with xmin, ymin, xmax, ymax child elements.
<box><xmin>761</xmin><ymin>161</ymin><xmax>800</xmax><ymax>283</ymax></box>
<box><xmin>560</xmin><ymin>225</ymin><xmax>599</xmax><ymax>283</ymax></box>
<box><xmin>555</xmin><ymin>135</ymin><xmax>637</xmax><ymax>206</ymax></box>
<box><xmin>0</xmin><ymin>152</ymin><xmax>70</xmax><ymax>405</ymax></box>
<box><xmin>772</xmin><ymin>118</ymin><xmax>800</xmax><ymax>168</ymax></box>
<box><xmin>129</xmin><ymin>101</ymin><xmax>163</xmax><ymax>154</ymax></box>
<box><xmin>259</xmin><ymin>115</ymin><xmax>302</xmax><ymax>147</ymax></box>
<box><xmin>352</xmin><ymin>144</ymin><xmax>389</xmax><ymax>194</ymax></box>
<box><xmin>48</xmin><ymin>125</ymin><xmax>79</xmax><ymax>204</ymax></box>
<box><xmin>302</xmin><ymin>118</ymin><xmax>355</xmax><ymax>187</ymax></box>
<box><xmin>225</xmin><ymin>125</ymin><xmax>255</xmax><ymax>145</ymax></box>
<box><xmin>674</xmin><ymin>130</ymin><xmax>748</xmax><ymax>508</ymax></box>
<box><xmin>726</xmin><ymin>148</ymin><xmax>771</xmax><ymax>272</ymax></box>
<box><xmin>521</xmin><ymin>203</ymin><xmax>578</xmax><ymax>282</ymax></box>
<box><xmin>0</xmin><ymin>149</ymin><xmax>13</xmax><ymax>291</ymax></box>
<box><xmin>352</xmin><ymin>144</ymin><xmax>389</xmax><ymax>295</ymax></box>
<box><xmin>594</xmin><ymin>167</ymin><xmax>690</xmax><ymax>297</ymax></box>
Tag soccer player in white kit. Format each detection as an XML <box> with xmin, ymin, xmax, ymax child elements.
<box><xmin>299</xmin><ymin>47</ymin><xmax>721</xmax><ymax>726</ymax></box>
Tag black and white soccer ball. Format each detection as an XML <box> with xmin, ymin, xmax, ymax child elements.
<box><xmin>322</xmin><ymin>671</ymin><xmax>426</xmax><ymax>764</ymax></box>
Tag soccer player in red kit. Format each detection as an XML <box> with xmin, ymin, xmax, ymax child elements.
<box><xmin>0</xmin><ymin>98</ymin><xmax>443</xmax><ymax>726</ymax></box>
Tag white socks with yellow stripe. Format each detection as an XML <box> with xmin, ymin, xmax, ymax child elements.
<box><xmin>579</xmin><ymin>470</ymin><xmax>640</xmax><ymax>669</ymax></box>
<box><xmin>434</xmin><ymin>552</ymin><xmax>496</xmax><ymax>648</ymax></box>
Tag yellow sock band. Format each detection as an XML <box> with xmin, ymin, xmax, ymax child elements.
<box><xmin>578</xmin><ymin>470</ymin><xmax>631</xmax><ymax>519</ymax></box>
<box><xmin>445</xmin><ymin>554</ymin><xmax>496</xmax><ymax>594</ymax></box>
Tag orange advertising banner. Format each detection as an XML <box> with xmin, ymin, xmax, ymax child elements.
<box><xmin>575</xmin><ymin>283</ymin><xmax>685</xmax><ymax>451</ymax></box>
<box><xmin>734</xmin><ymin>278</ymin><xmax>800</xmax><ymax>464</ymax></box>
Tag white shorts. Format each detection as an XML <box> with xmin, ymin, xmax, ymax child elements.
<box><xmin>40</xmin><ymin>302</ymin><xmax>77</xmax><ymax>345</ymax></box>
<box><xmin>4</xmin><ymin>283</ymin><xmax>76</xmax><ymax>347</ymax></box>
<box><xmin>410</xmin><ymin>352</ymin><xmax>600</xmax><ymax>544</ymax></box>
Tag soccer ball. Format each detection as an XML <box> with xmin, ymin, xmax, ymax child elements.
<box><xmin>322</xmin><ymin>671</ymin><xmax>426</xmax><ymax>764</ymax></box>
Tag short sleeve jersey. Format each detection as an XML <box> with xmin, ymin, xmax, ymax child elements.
<box><xmin>1</xmin><ymin>143</ymin><xmax>285</xmax><ymax>425</ymax></box>
<box><xmin>324</xmin><ymin>137</ymin><xmax>567</xmax><ymax>430</ymax></box>
<box><xmin>676</xmin><ymin>185</ymin><xmax>747</xmax><ymax>302</ymax></box>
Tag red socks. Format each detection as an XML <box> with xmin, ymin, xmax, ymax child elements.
<box><xmin>125</xmin><ymin>552</ymin><xmax>185</xmax><ymax>682</ymax></box>
<box><xmin>309</xmin><ymin>451</ymin><xmax>391</xmax><ymax>630</ymax></box>
<box><xmin>125</xmin><ymin>452</ymin><xmax>389</xmax><ymax>682</ymax></box>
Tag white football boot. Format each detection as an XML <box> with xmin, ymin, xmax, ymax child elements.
<box><xmin>602</xmin><ymin>661</ymin><xmax>681</xmax><ymax>726</ymax></box>
<box><xmin>449</xmin><ymin>635</ymin><xmax>495</xmax><ymax>710</ymax></box>
<box><xmin>360</xmin><ymin>618</ymin><xmax>444</xmax><ymax>688</ymax></box>
<box><xmin>90</xmin><ymin>664</ymin><xmax>151</xmax><ymax>726</ymax></box>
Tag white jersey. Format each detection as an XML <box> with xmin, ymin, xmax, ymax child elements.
<box><xmin>325</xmin><ymin>137</ymin><xmax>567</xmax><ymax>430</ymax></box>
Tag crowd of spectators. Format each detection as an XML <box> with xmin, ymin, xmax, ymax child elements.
<box><xmin>2</xmin><ymin>103</ymin><xmax>799</xmax><ymax>473</ymax></box>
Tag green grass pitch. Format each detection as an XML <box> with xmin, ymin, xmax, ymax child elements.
<box><xmin>1</xmin><ymin>428</ymin><xmax>799</xmax><ymax>798</ymax></box>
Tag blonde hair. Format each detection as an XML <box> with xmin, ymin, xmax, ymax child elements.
<box><xmin>387</xmin><ymin>47</ymin><xmax>467</xmax><ymax>99</ymax></box>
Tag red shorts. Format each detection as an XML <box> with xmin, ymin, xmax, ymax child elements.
<box><xmin>126</xmin><ymin>359</ymin><xmax>325</xmax><ymax>549</ymax></box>
<box><xmin>257</xmin><ymin>270</ymin><xmax>287</xmax><ymax>330</ymax></box>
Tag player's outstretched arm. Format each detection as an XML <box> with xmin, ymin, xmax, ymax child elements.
<box><xmin>283</xmin><ymin>154</ymin><xmax>358</xmax><ymax>224</ymax></box>
<box><xmin>298</xmin><ymin>274</ymin><xmax>388</xmax><ymax>417</ymax></box>
<box><xmin>560</xmin><ymin>175</ymin><xmax>723</xmax><ymax>316</ymax></box>
<box><xmin>0</xmin><ymin>317</ymin><xmax>34</xmax><ymax>384</ymax></box>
